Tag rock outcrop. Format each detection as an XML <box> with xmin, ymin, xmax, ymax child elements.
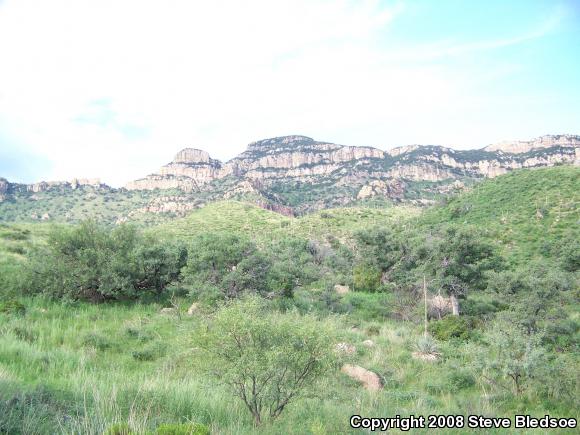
<box><xmin>484</xmin><ymin>134</ymin><xmax>580</xmax><ymax>154</ymax></box>
<box><xmin>357</xmin><ymin>179</ymin><xmax>406</xmax><ymax>200</ymax></box>
<box><xmin>125</xmin><ymin>134</ymin><xmax>580</xmax><ymax>194</ymax></box>
<box><xmin>341</xmin><ymin>364</ymin><xmax>382</xmax><ymax>391</ymax></box>
<box><xmin>126</xmin><ymin>148</ymin><xmax>222</xmax><ymax>191</ymax></box>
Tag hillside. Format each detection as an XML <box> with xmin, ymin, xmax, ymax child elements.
<box><xmin>421</xmin><ymin>166</ymin><xmax>580</xmax><ymax>264</ymax></box>
<box><xmin>153</xmin><ymin>201</ymin><xmax>420</xmax><ymax>246</ymax></box>
<box><xmin>1</xmin><ymin>134</ymin><xmax>578</xmax><ymax>223</ymax></box>
<box><xmin>1</xmin><ymin>164</ymin><xmax>578</xmax><ymax>434</ymax></box>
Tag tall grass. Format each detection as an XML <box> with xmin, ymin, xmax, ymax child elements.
<box><xmin>1</xmin><ymin>297</ymin><xmax>576</xmax><ymax>434</ymax></box>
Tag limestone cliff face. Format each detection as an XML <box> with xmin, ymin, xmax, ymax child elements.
<box><xmin>0</xmin><ymin>177</ymin><xmax>106</xmax><ymax>202</ymax></box>
<box><xmin>125</xmin><ymin>134</ymin><xmax>580</xmax><ymax>192</ymax></box>
<box><xmin>357</xmin><ymin>179</ymin><xmax>406</xmax><ymax>200</ymax></box>
<box><xmin>484</xmin><ymin>134</ymin><xmax>580</xmax><ymax>154</ymax></box>
<box><xmin>224</xmin><ymin>136</ymin><xmax>385</xmax><ymax>180</ymax></box>
<box><xmin>126</xmin><ymin>148</ymin><xmax>222</xmax><ymax>191</ymax></box>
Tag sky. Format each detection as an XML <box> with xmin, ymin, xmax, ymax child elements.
<box><xmin>0</xmin><ymin>0</ymin><xmax>579</xmax><ymax>186</ymax></box>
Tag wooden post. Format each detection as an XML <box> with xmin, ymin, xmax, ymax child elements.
<box><xmin>423</xmin><ymin>276</ymin><xmax>428</xmax><ymax>338</ymax></box>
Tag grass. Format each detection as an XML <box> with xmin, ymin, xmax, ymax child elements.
<box><xmin>0</xmin><ymin>297</ymin><xmax>577</xmax><ymax>434</ymax></box>
<box><xmin>153</xmin><ymin>201</ymin><xmax>420</xmax><ymax>246</ymax></box>
<box><xmin>0</xmin><ymin>166</ymin><xmax>578</xmax><ymax>433</ymax></box>
<box><xmin>420</xmin><ymin>166</ymin><xmax>580</xmax><ymax>265</ymax></box>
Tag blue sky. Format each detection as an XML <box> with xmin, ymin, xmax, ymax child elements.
<box><xmin>0</xmin><ymin>0</ymin><xmax>578</xmax><ymax>186</ymax></box>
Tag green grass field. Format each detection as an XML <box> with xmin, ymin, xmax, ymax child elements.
<box><xmin>2</xmin><ymin>296</ymin><xmax>576</xmax><ymax>434</ymax></box>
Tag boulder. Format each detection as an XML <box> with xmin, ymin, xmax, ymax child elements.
<box><xmin>362</xmin><ymin>339</ymin><xmax>374</xmax><ymax>348</ymax></box>
<box><xmin>334</xmin><ymin>284</ymin><xmax>350</xmax><ymax>295</ymax></box>
<box><xmin>335</xmin><ymin>342</ymin><xmax>356</xmax><ymax>355</ymax></box>
<box><xmin>187</xmin><ymin>303</ymin><xmax>199</xmax><ymax>316</ymax></box>
<box><xmin>341</xmin><ymin>364</ymin><xmax>382</xmax><ymax>391</ymax></box>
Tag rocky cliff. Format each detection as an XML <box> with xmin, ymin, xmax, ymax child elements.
<box><xmin>1</xmin><ymin>134</ymin><xmax>578</xmax><ymax>221</ymax></box>
<box><xmin>125</xmin><ymin>134</ymin><xmax>580</xmax><ymax>191</ymax></box>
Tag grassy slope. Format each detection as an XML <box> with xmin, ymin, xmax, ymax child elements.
<box><xmin>420</xmin><ymin>166</ymin><xmax>580</xmax><ymax>265</ymax></box>
<box><xmin>153</xmin><ymin>200</ymin><xmax>420</xmax><ymax>245</ymax></box>
<box><xmin>1</xmin><ymin>167</ymin><xmax>579</xmax><ymax>433</ymax></box>
<box><xmin>2</xmin><ymin>298</ymin><xmax>573</xmax><ymax>434</ymax></box>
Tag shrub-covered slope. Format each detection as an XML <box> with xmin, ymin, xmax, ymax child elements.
<box><xmin>421</xmin><ymin>166</ymin><xmax>579</xmax><ymax>265</ymax></box>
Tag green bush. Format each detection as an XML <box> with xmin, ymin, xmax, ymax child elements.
<box><xmin>132</xmin><ymin>342</ymin><xmax>167</xmax><ymax>361</ymax></box>
<box><xmin>82</xmin><ymin>332</ymin><xmax>113</xmax><ymax>351</ymax></box>
<box><xmin>461</xmin><ymin>299</ymin><xmax>506</xmax><ymax>316</ymax></box>
<box><xmin>183</xmin><ymin>232</ymin><xmax>270</xmax><ymax>300</ymax></box>
<box><xmin>194</xmin><ymin>297</ymin><xmax>335</xmax><ymax>425</ymax></box>
<box><xmin>0</xmin><ymin>299</ymin><xmax>26</xmax><ymax>315</ymax></box>
<box><xmin>22</xmin><ymin>221</ymin><xmax>185</xmax><ymax>302</ymax></box>
<box><xmin>428</xmin><ymin>316</ymin><xmax>475</xmax><ymax>341</ymax></box>
<box><xmin>352</xmin><ymin>264</ymin><xmax>381</xmax><ymax>292</ymax></box>
<box><xmin>156</xmin><ymin>423</ymin><xmax>209</xmax><ymax>435</ymax></box>
<box><xmin>445</xmin><ymin>369</ymin><xmax>475</xmax><ymax>391</ymax></box>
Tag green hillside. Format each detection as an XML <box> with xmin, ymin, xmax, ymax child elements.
<box><xmin>153</xmin><ymin>201</ymin><xmax>420</xmax><ymax>244</ymax></box>
<box><xmin>421</xmin><ymin>166</ymin><xmax>580</xmax><ymax>264</ymax></box>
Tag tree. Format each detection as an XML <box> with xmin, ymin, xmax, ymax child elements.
<box><xmin>475</xmin><ymin>318</ymin><xmax>546</xmax><ymax>396</ymax></box>
<box><xmin>352</xmin><ymin>263</ymin><xmax>381</xmax><ymax>292</ymax></box>
<box><xmin>486</xmin><ymin>262</ymin><xmax>574</xmax><ymax>334</ymax></box>
<box><xmin>23</xmin><ymin>221</ymin><xmax>184</xmax><ymax>301</ymax></box>
<box><xmin>193</xmin><ymin>298</ymin><xmax>335</xmax><ymax>425</ymax></box>
<box><xmin>426</xmin><ymin>226</ymin><xmax>499</xmax><ymax>315</ymax></box>
<box><xmin>182</xmin><ymin>232</ymin><xmax>271</xmax><ymax>300</ymax></box>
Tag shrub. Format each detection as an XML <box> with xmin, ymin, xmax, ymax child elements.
<box><xmin>445</xmin><ymin>369</ymin><xmax>475</xmax><ymax>391</ymax></box>
<box><xmin>183</xmin><ymin>232</ymin><xmax>270</xmax><ymax>300</ymax></box>
<box><xmin>22</xmin><ymin>221</ymin><xmax>185</xmax><ymax>302</ymax></box>
<box><xmin>82</xmin><ymin>332</ymin><xmax>113</xmax><ymax>351</ymax></box>
<box><xmin>0</xmin><ymin>299</ymin><xmax>26</xmax><ymax>315</ymax></box>
<box><xmin>131</xmin><ymin>342</ymin><xmax>167</xmax><ymax>361</ymax></box>
<box><xmin>156</xmin><ymin>423</ymin><xmax>209</xmax><ymax>435</ymax></box>
<box><xmin>352</xmin><ymin>264</ymin><xmax>381</xmax><ymax>292</ymax></box>
<box><xmin>193</xmin><ymin>297</ymin><xmax>335</xmax><ymax>424</ymax></box>
<box><xmin>475</xmin><ymin>319</ymin><xmax>547</xmax><ymax>396</ymax></box>
<box><xmin>428</xmin><ymin>316</ymin><xmax>475</xmax><ymax>341</ymax></box>
<box><xmin>413</xmin><ymin>336</ymin><xmax>440</xmax><ymax>356</ymax></box>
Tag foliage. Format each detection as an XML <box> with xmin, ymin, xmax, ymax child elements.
<box><xmin>0</xmin><ymin>299</ymin><xmax>26</xmax><ymax>315</ymax></box>
<box><xmin>475</xmin><ymin>319</ymin><xmax>547</xmax><ymax>396</ymax></box>
<box><xmin>428</xmin><ymin>315</ymin><xmax>476</xmax><ymax>341</ymax></box>
<box><xmin>192</xmin><ymin>297</ymin><xmax>335</xmax><ymax>424</ymax></box>
<box><xmin>182</xmin><ymin>232</ymin><xmax>270</xmax><ymax>301</ymax></box>
<box><xmin>486</xmin><ymin>262</ymin><xmax>574</xmax><ymax>334</ymax></box>
<box><xmin>352</xmin><ymin>263</ymin><xmax>381</xmax><ymax>292</ymax></box>
<box><xmin>425</xmin><ymin>225</ymin><xmax>500</xmax><ymax>298</ymax></box>
<box><xmin>21</xmin><ymin>221</ymin><xmax>185</xmax><ymax>301</ymax></box>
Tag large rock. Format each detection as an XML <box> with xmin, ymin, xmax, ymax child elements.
<box><xmin>341</xmin><ymin>364</ymin><xmax>382</xmax><ymax>391</ymax></box>
<box><xmin>334</xmin><ymin>284</ymin><xmax>350</xmax><ymax>295</ymax></box>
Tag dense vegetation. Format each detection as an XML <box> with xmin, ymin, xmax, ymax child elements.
<box><xmin>0</xmin><ymin>167</ymin><xmax>578</xmax><ymax>434</ymax></box>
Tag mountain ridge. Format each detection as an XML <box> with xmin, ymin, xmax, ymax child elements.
<box><xmin>124</xmin><ymin>133</ymin><xmax>579</xmax><ymax>191</ymax></box>
<box><xmin>0</xmin><ymin>134</ymin><xmax>578</xmax><ymax>222</ymax></box>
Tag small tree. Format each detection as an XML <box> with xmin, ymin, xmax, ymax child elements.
<box><xmin>427</xmin><ymin>226</ymin><xmax>499</xmax><ymax>315</ymax></box>
<box><xmin>475</xmin><ymin>318</ymin><xmax>546</xmax><ymax>396</ymax></box>
<box><xmin>193</xmin><ymin>298</ymin><xmax>335</xmax><ymax>425</ymax></box>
